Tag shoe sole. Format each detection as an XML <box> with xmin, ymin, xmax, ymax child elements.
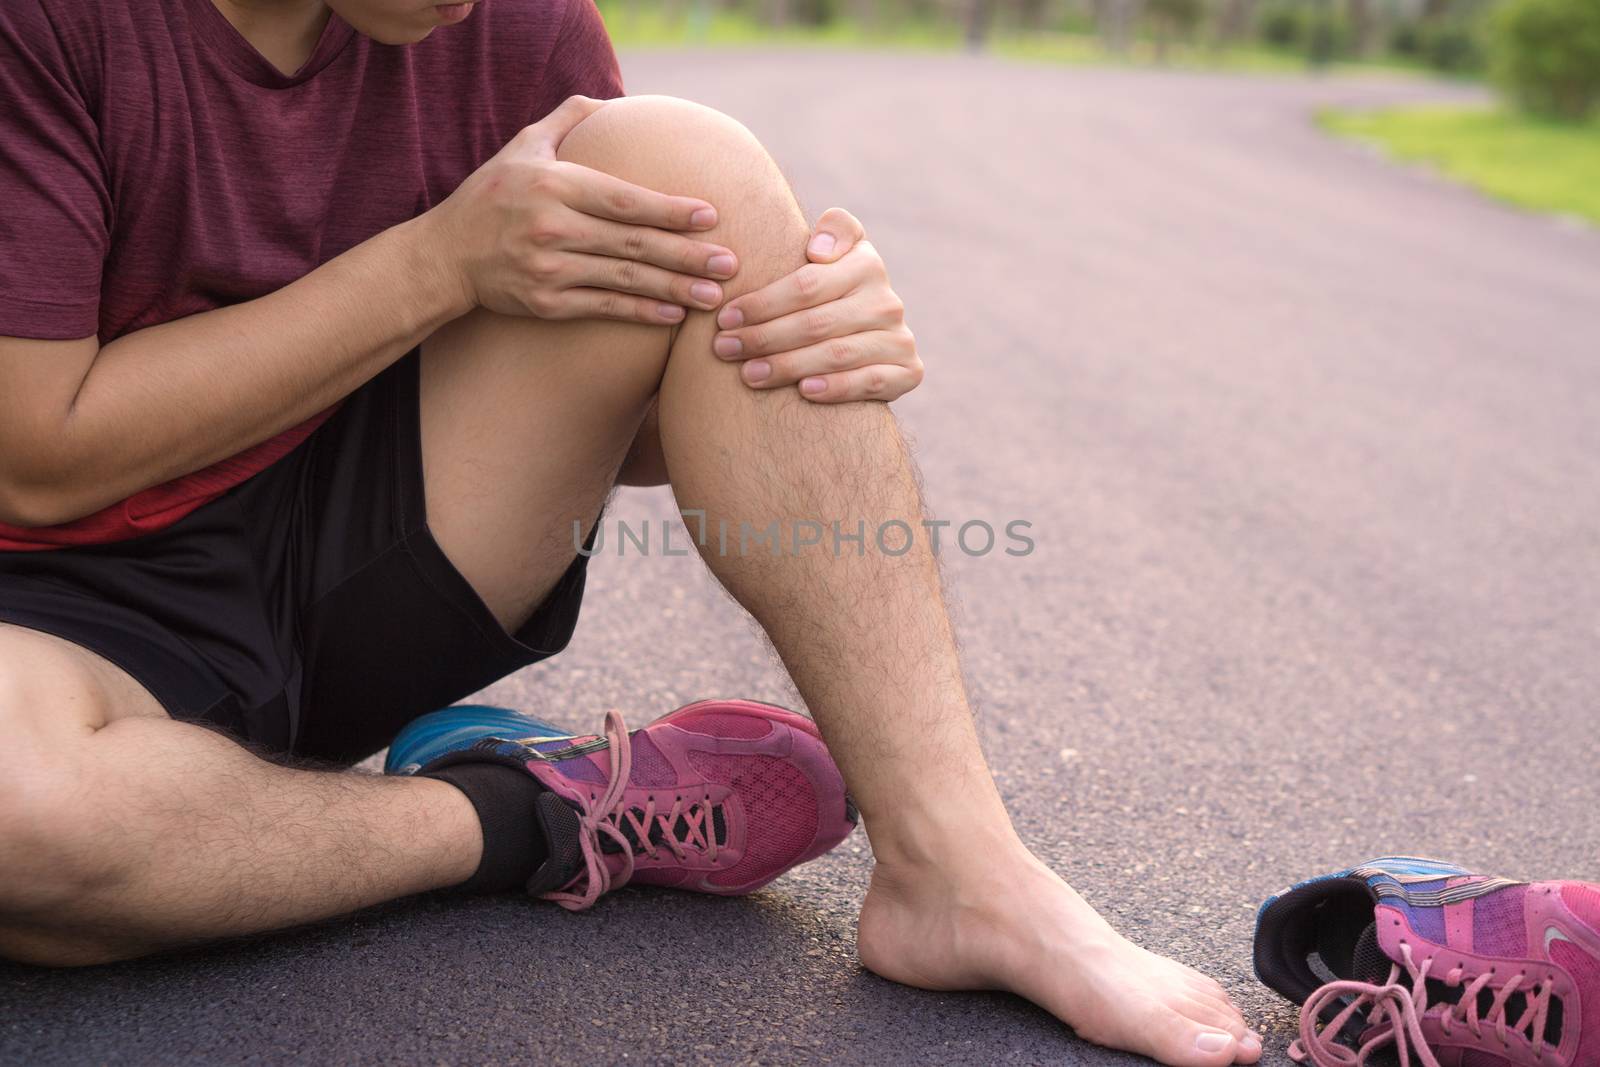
<box><xmin>656</xmin><ymin>697</ymin><xmax>824</xmax><ymax>741</ymax></box>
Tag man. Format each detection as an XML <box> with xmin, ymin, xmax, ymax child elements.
<box><xmin>0</xmin><ymin>2</ymin><xmax>1260</xmax><ymax>1063</ymax></box>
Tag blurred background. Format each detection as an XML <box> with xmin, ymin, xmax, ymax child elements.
<box><xmin>7</xmin><ymin>4</ymin><xmax>1598</xmax><ymax>1065</ymax></box>
<box><xmin>601</xmin><ymin>0</ymin><xmax>1600</xmax><ymax>222</ymax></box>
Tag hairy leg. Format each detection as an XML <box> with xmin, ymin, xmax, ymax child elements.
<box><xmin>419</xmin><ymin>96</ymin><xmax>1259</xmax><ymax>1067</ymax></box>
<box><xmin>0</xmin><ymin>624</ymin><xmax>479</xmax><ymax>965</ymax></box>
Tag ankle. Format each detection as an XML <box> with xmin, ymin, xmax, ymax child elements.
<box><xmin>866</xmin><ymin>815</ymin><xmax>1031</xmax><ymax>889</ymax></box>
<box><xmin>416</xmin><ymin>762</ymin><xmax>544</xmax><ymax>893</ymax></box>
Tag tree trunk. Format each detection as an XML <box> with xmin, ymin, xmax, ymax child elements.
<box><xmin>1017</xmin><ymin>0</ymin><xmax>1052</xmax><ymax>33</ymax></box>
<box><xmin>965</xmin><ymin>0</ymin><xmax>995</xmax><ymax>51</ymax></box>
<box><xmin>1212</xmin><ymin>0</ymin><xmax>1257</xmax><ymax>48</ymax></box>
<box><xmin>1347</xmin><ymin>0</ymin><xmax>1378</xmax><ymax>56</ymax></box>
<box><xmin>1101</xmin><ymin>0</ymin><xmax>1143</xmax><ymax>53</ymax></box>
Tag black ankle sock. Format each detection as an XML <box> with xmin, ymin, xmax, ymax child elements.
<box><xmin>421</xmin><ymin>761</ymin><xmax>548</xmax><ymax>894</ymax></box>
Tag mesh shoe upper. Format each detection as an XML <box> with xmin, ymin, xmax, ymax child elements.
<box><xmin>392</xmin><ymin>699</ymin><xmax>857</xmax><ymax>909</ymax></box>
<box><xmin>1255</xmin><ymin>856</ymin><xmax>1600</xmax><ymax>1067</ymax></box>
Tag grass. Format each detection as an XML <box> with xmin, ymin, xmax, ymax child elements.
<box><xmin>596</xmin><ymin>4</ymin><xmax>961</xmax><ymax>49</ymax></box>
<box><xmin>994</xmin><ymin>33</ymin><xmax>1427</xmax><ymax>76</ymax></box>
<box><xmin>595</xmin><ymin>2</ymin><xmax>1427</xmax><ymax>77</ymax></box>
<box><xmin>1321</xmin><ymin>105</ymin><xmax>1600</xmax><ymax>225</ymax></box>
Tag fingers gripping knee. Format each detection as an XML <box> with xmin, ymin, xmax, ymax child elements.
<box><xmin>557</xmin><ymin>96</ymin><xmax>810</xmax><ymax>288</ymax></box>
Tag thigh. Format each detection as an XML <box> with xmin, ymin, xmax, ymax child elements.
<box><xmin>418</xmin><ymin>308</ymin><xmax>671</xmax><ymax>630</ymax></box>
<box><xmin>0</xmin><ymin>535</ymin><xmax>259</xmax><ymax>738</ymax></box>
<box><xmin>618</xmin><ymin>399</ymin><xmax>670</xmax><ymax>488</ymax></box>
<box><xmin>0</xmin><ymin>623</ymin><xmax>166</xmax><ymax>747</ymax></box>
<box><xmin>285</xmin><ymin>347</ymin><xmax>639</xmax><ymax>765</ymax></box>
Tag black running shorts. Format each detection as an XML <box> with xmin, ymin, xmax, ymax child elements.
<box><xmin>0</xmin><ymin>353</ymin><xmax>590</xmax><ymax>764</ymax></box>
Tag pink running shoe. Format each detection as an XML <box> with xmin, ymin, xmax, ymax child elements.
<box><xmin>413</xmin><ymin>700</ymin><xmax>858</xmax><ymax>910</ymax></box>
<box><xmin>1255</xmin><ymin>856</ymin><xmax>1600</xmax><ymax>1067</ymax></box>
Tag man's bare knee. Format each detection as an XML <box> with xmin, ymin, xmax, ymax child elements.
<box><xmin>0</xmin><ymin>716</ymin><xmax>93</xmax><ymax>895</ymax></box>
<box><xmin>0</xmin><ymin>643</ymin><xmax>136</xmax><ymax>960</ymax></box>
<box><xmin>558</xmin><ymin>96</ymin><xmax>808</xmax><ymax>273</ymax></box>
<box><xmin>558</xmin><ymin>95</ymin><xmax>763</xmax><ymax>180</ymax></box>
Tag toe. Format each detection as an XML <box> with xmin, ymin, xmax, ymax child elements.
<box><xmin>1175</xmin><ymin>995</ymin><xmax>1262</xmax><ymax>1064</ymax></box>
<box><xmin>1178</xmin><ymin>977</ymin><xmax>1248</xmax><ymax>1030</ymax></box>
<box><xmin>1142</xmin><ymin>1003</ymin><xmax>1243</xmax><ymax>1067</ymax></box>
<box><xmin>1175</xmin><ymin>993</ymin><xmax>1249</xmax><ymax>1040</ymax></box>
<box><xmin>1180</xmin><ymin>971</ymin><xmax>1240</xmax><ymax>1010</ymax></box>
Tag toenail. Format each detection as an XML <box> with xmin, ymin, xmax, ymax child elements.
<box><xmin>1196</xmin><ymin>1032</ymin><xmax>1232</xmax><ymax>1054</ymax></box>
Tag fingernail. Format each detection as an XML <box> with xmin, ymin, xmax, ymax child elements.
<box><xmin>800</xmin><ymin>376</ymin><xmax>827</xmax><ymax>395</ymax></box>
<box><xmin>657</xmin><ymin>304</ymin><xmax>685</xmax><ymax>322</ymax></box>
<box><xmin>807</xmin><ymin>232</ymin><xmax>836</xmax><ymax>257</ymax></box>
<box><xmin>690</xmin><ymin>207</ymin><xmax>717</xmax><ymax>228</ymax></box>
<box><xmin>744</xmin><ymin>360</ymin><xmax>771</xmax><ymax>383</ymax></box>
<box><xmin>690</xmin><ymin>281</ymin><xmax>721</xmax><ymax>307</ymax></box>
<box><xmin>1195</xmin><ymin>1032</ymin><xmax>1232</xmax><ymax>1054</ymax></box>
<box><xmin>718</xmin><ymin>306</ymin><xmax>744</xmax><ymax>330</ymax></box>
<box><xmin>713</xmin><ymin>335</ymin><xmax>742</xmax><ymax>358</ymax></box>
<box><xmin>707</xmin><ymin>253</ymin><xmax>736</xmax><ymax>276</ymax></box>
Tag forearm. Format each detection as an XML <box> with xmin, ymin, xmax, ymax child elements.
<box><xmin>34</xmin><ymin>215</ymin><xmax>468</xmax><ymax>524</ymax></box>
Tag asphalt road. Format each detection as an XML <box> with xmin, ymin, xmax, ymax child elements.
<box><xmin>7</xmin><ymin>50</ymin><xmax>1600</xmax><ymax>1067</ymax></box>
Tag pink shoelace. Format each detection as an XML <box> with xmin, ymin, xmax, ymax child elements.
<box><xmin>1290</xmin><ymin>940</ymin><xmax>1555</xmax><ymax>1067</ymax></box>
<box><xmin>541</xmin><ymin>710</ymin><xmax>721</xmax><ymax>912</ymax></box>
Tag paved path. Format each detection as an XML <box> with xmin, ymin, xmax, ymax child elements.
<box><xmin>7</xmin><ymin>51</ymin><xmax>1600</xmax><ymax>1066</ymax></box>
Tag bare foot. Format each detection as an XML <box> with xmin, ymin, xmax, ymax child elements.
<box><xmin>857</xmin><ymin>847</ymin><xmax>1263</xmax><ymax>1067</ymax></box>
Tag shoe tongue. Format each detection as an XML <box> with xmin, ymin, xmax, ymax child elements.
<box><xmin>525</xmin><ymin>792</ymin><xmax>586</xmax><ymax>896</ymax></box>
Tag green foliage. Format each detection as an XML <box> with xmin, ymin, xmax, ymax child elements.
<box><xmin>1258</xmin><ymin>4</ymin><xmax>1306</xmax><ymax>46</ymax></box>
<box><xmin>1148</xmin><ymin>0</ymin><xmax>1205</xmax><ymax>32</ymax></box>
<box><xmin>1489</xmin><ymin>0</ymin><xmax>1600</xmax><ymax>120</ymax></box>
<box><xmin>595</xmin><ymin>0</ymin><xmax>1457</xmax><ymax>80</ymax></box>
<box><xmin>1255</xmin><ymin>2</ymin><xmax>1355</xmax><ymax>63</ymax></box>
<box><xmin>1389</xmin><ymin>20</ymin><xmax>1425</xmax><ymax>57</ymax></box>
<box><xmin>1423</xmin><ymin>20</ymin><xmax>1486</xmax><ymax>72</ymax></box>
<box><xmin>1305</xmin><ymin>7</ymin><xmax>1348</xmax><ymax>64</ymax></box>
<box><xmin>1385</xmin><ymin>14</ymin><xmax>1487</xmax><ymax>75</ymax></box>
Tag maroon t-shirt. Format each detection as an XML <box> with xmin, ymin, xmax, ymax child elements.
<box><xmin>0</xmin><ymin>0</ymin><xmax>622</xmax><ymax>551</ymax></box>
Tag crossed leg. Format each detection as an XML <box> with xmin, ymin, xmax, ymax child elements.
<box><xmin>0</xmin><ymin>96</ymin><xmax>1257</xmax><ymax>1066</ymax></box>
<box><xmin>0</xmin><ymin>623</ymin><xmax>482</xmax><ymax>965</ymax></box>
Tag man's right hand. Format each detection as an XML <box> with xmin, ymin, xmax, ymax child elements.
<box><xmin>423</xmin><ymin>95</ymin><xmax>737</xmax><ymax>325</ymax></box>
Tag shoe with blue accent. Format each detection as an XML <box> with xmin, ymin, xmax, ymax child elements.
<box><xmin>385</xmin><ymin>705</ymin><xmax>574</xmax><ymax>776</ymax></box>
<box><xmin>1254</xmin><ymin>856</ymin><xmax>1600</xmax><ymax>1067</ymax></box>
<box><xmin>386</xmin><ymin>700</ymin><xmax>858</xmax><ymax>910</ymax></box>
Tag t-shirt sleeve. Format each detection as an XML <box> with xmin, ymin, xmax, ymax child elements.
<box><xmin>0</xmin><ymin>2</ymin><xmax>109</xmax><ymax>340</ymax></box>
<box><xmin>542</xmin><ymin>0</ymin><xmax>626</xmax><ymax>110</ymax></box>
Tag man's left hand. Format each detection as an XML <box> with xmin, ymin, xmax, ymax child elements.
<box><xmin>712</xmin><ymin>208</ymin><xmax>922</xmax><ymax>403</ymax></box>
